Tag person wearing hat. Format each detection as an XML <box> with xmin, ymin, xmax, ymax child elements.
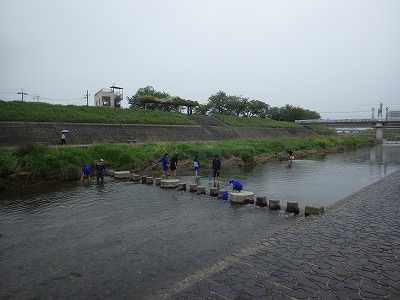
<box><xmin>229</xmin><ymin>179</ymin><xmax>243</xmax><ymax>192</ymax></box>
<box><xmin>95</xmin><ymin>159</ymin><xmax>106</xmax><ymax>183</ymax></box>
<box><xmin>157</xmin><ymin>153</ymin><xmax>170</xmax><ymax>176</ymax></box>
<box><xmin>170</xmin><ymin>152</ymin><xmax>179</xmax><ymax>179</ymax></box>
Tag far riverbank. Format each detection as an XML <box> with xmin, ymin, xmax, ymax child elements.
<box><xmin>0</xmin><ymin>136</ymin><xmax>376</xmax><ymax>191</ymax></box>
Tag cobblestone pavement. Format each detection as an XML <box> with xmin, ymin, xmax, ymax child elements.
<box><xmin>152</xmin><ymin>170</ymin><xmax>400</xmax><ymax>299</ymax></box>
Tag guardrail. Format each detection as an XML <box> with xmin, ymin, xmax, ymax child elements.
<box><xmin>295</xmin><ymin>118</ymin><xmax>400</xmax><ymax>124</ymax></box>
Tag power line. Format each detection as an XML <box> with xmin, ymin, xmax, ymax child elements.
<box><xmin>318</xmin><ymin>110</ymin><xmax>371</xmax><ymax>114</ymax></box>
<box><xmin>17</xmin><ymin>88</ymin><xmax>27</xmax><ymax>101</ymax></box>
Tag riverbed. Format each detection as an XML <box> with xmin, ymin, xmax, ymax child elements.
<box><xmin>0</xmin><ymin>143</ymin><xmax>399</xmax><ymax>299</ymax></box>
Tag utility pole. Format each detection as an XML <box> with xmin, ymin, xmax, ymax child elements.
<box><xmin>17</xmin><ymin>88</ymin><xmax>27</xmax><ymax>102</ymax></box>
<box><xmin>84</xmin><ymin>90</ymin><xmax>90</xmax><ymax>106</ymax></box>
<box><xmin>377</xmin><ymin>102</ymin><xmax>383</xmax><ymax>120</ymax></box>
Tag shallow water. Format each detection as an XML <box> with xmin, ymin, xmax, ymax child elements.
<box><xmin>0</xmin><ymin>143</ymin><xmax>399</xmax><ymax>299</ymax></box>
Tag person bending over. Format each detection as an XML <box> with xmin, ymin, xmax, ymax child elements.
<box><xmin>229</xmin><ymin>179</ymin><xmax>243</xmax><ymax>192</ymax></box>
<box><xmin>80</xmin><ymin>165</ymin><xmax>92</xmax><ymax>181</ymax></box>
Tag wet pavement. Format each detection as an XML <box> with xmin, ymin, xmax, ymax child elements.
<box><xmin>153</xmin><ymin>170</ymin><xmax>400</xmax><ymax>299</ymax></box>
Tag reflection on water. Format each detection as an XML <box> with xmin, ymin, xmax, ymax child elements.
<box><xmin>0</xmin><ymin>144</ymin><xmax>399</xmax><ymax>299</ymax></box>
<box><xmin>221</xmin><ymin>144</ymin><xmax>399</xmax><ymax>208</ymax></box>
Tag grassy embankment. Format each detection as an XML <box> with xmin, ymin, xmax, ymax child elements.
<box><xmin>214</xmin><ymin>115</ymin><xmax>301</xmax><ymax>128</ymax></box>
<box><xmin>0</xmin><ymin>136</ymin><xmax>374</xmax><ymax>190</ymax></box>
<box><xmin>0</xmin><ymin>100</ymin><xmax>197</xmax><ymax>125</ymax></box>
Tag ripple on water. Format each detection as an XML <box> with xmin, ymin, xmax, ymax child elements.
<box><xmin>0</xmin><ymin>144</ymin><xmax>399</xmax><ymax>299</ymax></box>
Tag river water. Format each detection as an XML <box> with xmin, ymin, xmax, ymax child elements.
<box><xmin>0</xmin><ymin>143</ymin><xmax>399</xmax><ymax>299</ymax></box>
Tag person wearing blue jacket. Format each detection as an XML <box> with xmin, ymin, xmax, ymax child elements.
<box><xmin>193</xmin><ymin>154</ymin><xmax>200</xmax><ymax>177</ymax></box>
<box><xmin>157</xmin><ymin>153</ymin><xmax>170</xmax><ymax>175</ymax></box>
<box><xmin>229</xmin><ymin>179</ymin><xmax>243</xmax><ymax>192</ymax></box>
<box><xmin>80</xmin><ymin>165</ymin><xmax>92</xmax><ymax>181</ymax></box>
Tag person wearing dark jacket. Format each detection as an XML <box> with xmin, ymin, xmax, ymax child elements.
<box><xmin>211</xmin><ymin>155</ymin><xmax>221</xmax><ymax>186</ymax></box>
<box><xmin>95</xmin><ymin>159</ymin><xmax>106</xmax><ymax>183</ymax></box>
<box><xmin>170</xmin><ymin>152</ymin><xmax>179</xmax><ymax>179</ymax></box>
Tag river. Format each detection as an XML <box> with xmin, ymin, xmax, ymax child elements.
<box><xmin>0</xmin><ymin>143</ymin><xmax>399</xmax><ymax>299</ymax></box>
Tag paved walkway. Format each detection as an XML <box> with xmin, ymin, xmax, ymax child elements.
<box><xmin>153</xmin><ymin>170</ymin><xmax>400</xmax><ymax>299</ymax></box>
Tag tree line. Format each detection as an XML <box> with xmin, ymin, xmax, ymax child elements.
<box><xmin>127</xmin><ymin>86</ymin><xmax>320</xmax><ymax>122</ymax></box>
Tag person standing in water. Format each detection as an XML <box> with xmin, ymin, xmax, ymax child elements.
<box><xmin>157</xmin><ymin>154</ymin><xmax>170</xmax><ymax>176</ymax></box>
<box><xmin>170</xmin><ymin>152</ymin><xmax>179</xmax><ymax>179</ymax></box>
<box><xmin>287</xmin><ymin>149</ymin><xmax>294</xmax><ymax>162</ymax></box>
<box><xmin>95</xmin><ymin>159</ymin><xmax>106</xmax><ymax>183</ymax></box>
<box><xmin>211</xmin><ymin>155</ymin><xmax>221</xmax><ymax>187</ymax></box>
<box><xmin>193</xmin><ymin>154</ymin><xmax>200</xmax><ymax>177</ymax></box>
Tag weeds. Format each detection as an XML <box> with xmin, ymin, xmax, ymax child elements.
<box><xmin>0</xmin><ymin>136</ymin><xmax>375</xmax><ymax>190</ymax></box>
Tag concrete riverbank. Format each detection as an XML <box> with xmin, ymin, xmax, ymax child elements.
<box><xmin>0</xmin><ymin>119</ymin><xmax>327</xmax><ymax>147</ymax></box>
<box><xmin>153</xmin><ymin>170</ymin><xmax>400</xmax><ymax>299</ymax></box>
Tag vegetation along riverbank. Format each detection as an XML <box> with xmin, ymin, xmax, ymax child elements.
<box><xmin>0</xmin><ymin>136</ymin><xmax>375</xmax><ymax>191</ymax></box>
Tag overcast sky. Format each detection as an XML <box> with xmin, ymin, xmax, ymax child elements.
<box><xmin>1</xmin><ymin>0</ymin><xmax>399</xmax><ymax>119</ymax></box>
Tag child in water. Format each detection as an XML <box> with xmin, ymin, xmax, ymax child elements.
<box><xmin>157</xmin><ymin>153</ymin><xmax>170</xmax><ymax>176</ymax></box>
<box><xmin>229</xmin><ymin>179</ymin><xmax>243</xmax><ymax>192</ymax></box>
<box><xmin>80</xmin><ymin>165</ymin><xmax>92</xmax><ymax>181</ymax></box>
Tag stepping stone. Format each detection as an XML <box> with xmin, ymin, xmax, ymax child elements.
<box><xmin>256</xmin><ymin>196</ymin><xmax>267</xmax><ymax>207</ymax></box>
<box><xmin>161</xmin><ymin>179</ymin><xmax>179</xmax><ymax>189</ymax></box>
<box><xmin>114</xmin><ymin>171</ymin><xmax>130</xmax><ymax>179</ymax></box>
<box><xmin>305</xmin><ymin>204</ymin><xmax>324</xmax><ymax>217</ymax></box>
<box><xmin>229</xmin><ymin>191</ymin><xmax>255</xmax><ymax>204</ymax></box>
<box><xmin>269</xmin><ymin>199</ymin><xmax>281</xmax><ymax>210</ymax></box>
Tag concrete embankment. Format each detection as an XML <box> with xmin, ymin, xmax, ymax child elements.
<box><xmin>153</xmin><ymin>170</ymin><xmax>400</xmax><ymax>299</ymax></box>
<box><xmin>0</xmin><ymin>117</ymin><xmax>329</xmax><ymax>147</ymax></box>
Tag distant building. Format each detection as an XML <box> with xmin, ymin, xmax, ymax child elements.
<box><xmin>94</xmin><ymin>86</ymin><xmax>123</xmax><ymax>108</ymax></box>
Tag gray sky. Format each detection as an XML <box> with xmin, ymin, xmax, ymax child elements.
<box><xmin>1</xmin><ymin>0</ymin><xmax>399</xmax><ymax>119</ymax></box>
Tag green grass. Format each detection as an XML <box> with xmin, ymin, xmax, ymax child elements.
<box><xmin>0</xmin><ymin>136</ymin><xmax>375</xmax><ymax>190</ymax></box>
<box><xmin>0</xmin><ymin>101</ymin><xmax>197</xmax><ymax>125</ymax></box>
<box><xmin>215</xmin><ymin>115</ymin><xmax>301</xmax><ymax>128</ymax></box>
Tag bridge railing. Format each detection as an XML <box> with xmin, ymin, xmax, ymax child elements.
<box><xmin>295</xmin><ymin>118</ymin><xmax>400</xmax><ymax>124</ymax></box>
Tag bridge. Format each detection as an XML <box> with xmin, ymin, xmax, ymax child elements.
<box><xmin>295</xmin><ymin>118</ymin><xmax>400</xmax><ymax>141</ymax></box>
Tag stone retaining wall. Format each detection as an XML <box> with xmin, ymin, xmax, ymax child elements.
<box><xmin>0</xmin><ymin>121</ymin><xmax>326</xmax><ymax>147</ymax></box>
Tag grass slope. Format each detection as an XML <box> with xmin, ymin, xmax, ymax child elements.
<box><xmin>0</xmin><ymin>101</ymin><xmax>196</xmax><ymax>125</ymax></box>
<box><xmin>0</xmin><ymin>100</ymin><xmax>303</xmax><ymax>128</ymax></box>
<box><xmin>215</xmin><ymin>115</ymin><xmax>301</xmax><ymax>128</ymax></box>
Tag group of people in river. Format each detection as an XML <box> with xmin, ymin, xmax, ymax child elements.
<box><xmin>156</xmin><ymin>153</ymin><xmax>222</xmax><ymax>186</ymax></box>
<box><xmin>79</xmin><ymin>148</ymin><xmax>294</xmax><ymax>188</ymax></box>
<box><xmin>154</xmin><ymin>148</ymin><xmax>295</xmax><ymax>190</ymax></box>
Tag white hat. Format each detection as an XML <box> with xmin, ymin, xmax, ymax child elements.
<box><xmin>100</xmin><ymin>159</ymin><xmax>104</xmax><ymax>162</ymax></box>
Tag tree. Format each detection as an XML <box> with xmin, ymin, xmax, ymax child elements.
<box><xmin>127</xmin><ymin>86</ymin><xmax>199</xmax><ymax>114</ymax></box>
<box><xmin>225</xmin><ymin>96</ymin><xmax>248</xmax><ymax>116</ymax></box>
<box><xmin>207</xmin><ymin>91</ymin><xmax>229</xmax><ymax>115</ymax></box>
<box><xmin>194</xmin><ymin>103</ymin><xmax>210</xmax><ymax>115</ymax></box>
<box><xmin>268</xmin><ymin>104</ymin><xmax>320</xmax><ymax>121</ymax></box>
<box><xmin>248</xmin><ymin>100</ymin><xmax>270</xmax><ymax>118</ymax></box>
<box><xmin>127</xmin><ymin>86</ymin><xmax>170</xmax><ymax>109</ymax></box>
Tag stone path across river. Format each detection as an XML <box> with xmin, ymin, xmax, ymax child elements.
<box><xmin>152</xmin><ymin>170</ymin><xmax>400</xmax><ymax>299</ymax></box>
